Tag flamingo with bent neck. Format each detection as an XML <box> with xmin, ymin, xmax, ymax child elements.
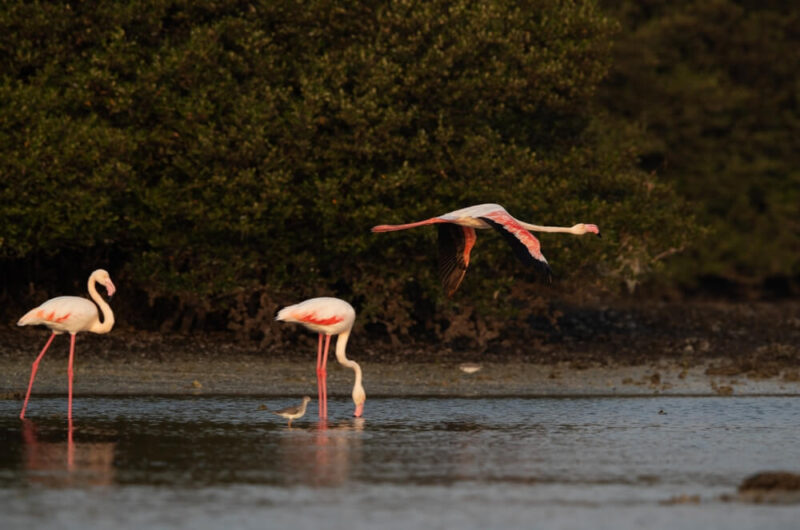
<box><xmin>17</xmin><ymin>269</ymin><xmax>116</xmax><ymax>420</ymax></box>
<box><xmin>276</xmin><ymin>297</ymin><xmax>365</xmax><ymax>419</ymax></box>
<box><xmin>372</xmin><ymin>203</ymin><xmax>601</xmax><ymax>296</ymax></box>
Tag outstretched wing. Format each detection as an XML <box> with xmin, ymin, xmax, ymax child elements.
<box><xmin>479</xmin><ymin>212</ymin><xmax>552</xmax><ymax>282</ymax></box>
<box><xmin>437</xmin><ymin>224</ymin><xmax>477</xmax><ymax>297</ymax></box>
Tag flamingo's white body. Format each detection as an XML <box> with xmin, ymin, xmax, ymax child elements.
<box><xmin>372</xmin><ymin>203</ymin><xmax>600</xmax><ymax>296</ymax></box>
<box><xmin>276</xmin><ymin>297</ymin><xmax>365</xmax><ymax>419</ymax></box>
<box><xmin>17</xmin><ymin>269</ymin><xmax>116</xmax><ymax>420</ymax></box>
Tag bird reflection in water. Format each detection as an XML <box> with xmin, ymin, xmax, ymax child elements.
<box><xmin>278</xmin><ymin>418</ymin><xmax>365</xmax><ymax>487</ymax></box>
<box><xmin>21</xmin><ymin>420</ymin><xmax>116</xmax><ymax>487</ymax></box>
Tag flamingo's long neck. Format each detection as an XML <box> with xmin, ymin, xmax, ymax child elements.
<box><xmin>88</xmin><ymin>275</ymin><xmax>115</xmax><ymax>334</ymax></box>
<box><xmin>335</xmin><ymin>329</ymin><xmax>363</xmax><ymax>393</ymax></box>
<box><xmin>518</xmin><ymin>222</ymin><xmax>581</xmax><ymax>234</ymax></box>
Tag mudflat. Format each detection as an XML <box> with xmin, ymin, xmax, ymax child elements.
<box><xmin>1</xmin><ymin>299</ymin><xmax>798</xmax><ymax>397</ymax></box>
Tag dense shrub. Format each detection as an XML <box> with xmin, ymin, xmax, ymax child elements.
<box><xmin>0</xmin><ymin>1</ymin><xmax>693</xmax><ymax>342</ymax></box>
<box><xmin>599</xmin><ymin>0</ymin><xmax>800</xmax><ymax>289</ymax></box>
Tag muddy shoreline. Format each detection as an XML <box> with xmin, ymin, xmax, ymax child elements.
<box><xmin>1</xmin><ymin>299</ymin><xmax>799</xmax><ymax>397</ymax></box>
<box><xmin>0</xmin><ymin>355</ymin><xmax>798</xmax><ymax>397</ymax></box>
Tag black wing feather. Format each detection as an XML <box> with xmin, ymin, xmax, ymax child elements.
<box><xmin>479</xmin><ymin>217</ymin><xmax>552</xmax><ymax>282</ymax></box>
<box><xmin>437</xmin><ymin>224</ymin><xmax>470</xmax><ymax>296</ymax></box>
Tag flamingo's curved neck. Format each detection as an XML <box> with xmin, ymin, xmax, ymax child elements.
<box><xmin>335</xmin><ymin>329</ymin><xmax>363</xmax><ymax>390</ymax></box>
<box><xmin>88</xmin><ymin>275</ymin><xmax>115</xmax><ymax>334</ymax></box>
<box><xmin>518</xmin><ymin>221</ymin><xmax>580</xmax><ymax>234</ymax></box>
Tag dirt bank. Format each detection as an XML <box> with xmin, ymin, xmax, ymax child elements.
<box><xmin>1</xmin><ymin>299</ymin><xmax>799</xmax><ymax>396</ymax></box>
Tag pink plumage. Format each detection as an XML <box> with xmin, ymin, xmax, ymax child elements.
<box><xmin>372</xmin><ymin>203</ymin><xmax>600</xmax><ymax>296</ymax></box>
<box><xmin>277</xmin><ymin>297</ymin><xmax>365</xmax><ymax>419</ymax></box>
<box><xmin>19</xmin><ymin>296</ymin><xmax>105</xmax><ymax>334</ymax></box>
<box><xmin>17</xmin><ymin>269</ymin><xmax>116</xmax><ymax>420</ymax></box>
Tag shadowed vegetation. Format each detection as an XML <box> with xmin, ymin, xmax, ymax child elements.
<box><xmin>600</xmin><ymin>0</ymin><xmax>800</xmax><ymax>292</ymax></box>
<box><xmin>4</xmin><ymin>0</ymin><xmax>791</xmax><ymax>348</ymax></box>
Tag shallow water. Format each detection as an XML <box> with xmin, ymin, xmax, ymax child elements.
<box><xmin>1</xmin><ymin>396</ymin><xmax>799</xmax><ymax>529</ymax></box>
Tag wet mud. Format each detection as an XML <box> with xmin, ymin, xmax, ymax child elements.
<box><xmin>1</xmin><ymin>300</ymin><xmax>798</xmax><ymax>397</ymax></box>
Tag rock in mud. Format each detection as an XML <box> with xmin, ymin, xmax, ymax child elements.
<box><xmin>734</xmin><ymin>472</ymin><xmax>800</xmax><ymax>504</ymax></box>
<box><xmin>660</xmin><ymin>493</ymin><xmax>700</xmax><ymax>505</ymax></box>
<box><xmin>458</xmin><ymin>362</ymin><xmax>482</xmax><ymax>374</ymax></box>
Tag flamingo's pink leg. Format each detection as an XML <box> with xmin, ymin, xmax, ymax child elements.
<box><xmin>68</xmin><ymin>333</ymin><xmax>76</xmax><ymax>420</ymax></box>
<box><xmin>316</xmin><ymin>333</ymin><xmax>324</xmax><ymax>417</ymax></box>
<box><xmin>20</xmin><ymin>332</ymin><xmax>57</xmax><ymax>420</ymax></box>
<box><xmin>321</xmin><ymin>334</ymin><xmax>332</xmax><ymax>419</ymax></box>
<box><xmin>21</xmin><ymin>418</ymin><xmax>36</xmax><ymax>444</ymax></box>
<box><xmin>67</xmin><ymin>419</ymin><xmax>75</xmax><ymax>471</ymax></box>
<box><xmin>371</xmin><ymin>218</ymin><xmax>445</xmax><ymax>232</ymax></box>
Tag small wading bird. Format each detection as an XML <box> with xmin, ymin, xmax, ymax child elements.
<box><xmin>372</xmin><ymin>203</ymin><xmax>601</xmax><ymax>296</ymax></box>
<box><xmin>17</xmin><ymin>269</ymin><xmax>116</xmax><ymax>420</ymax></box>
<box><xmin>269</xmin><ymin>396</ymin><xmax>312</xmax><ymax>427</ymax></box>
<box><xmin>276</xmin><ymin>297</ymin><xmax>365</xmax><ymax>419</ymax></box>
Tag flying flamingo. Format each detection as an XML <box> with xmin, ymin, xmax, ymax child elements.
<box><xmin>276</xmin><ymin>297</ymin><xmax>365</xmax><ymax>419</ymax></box>
<box><xmin>17</xmin><ymin>269</ymin><xmax>116</xmax><ymax>420</ymax></box>
<box><xmin>372</xmin><ymin>203</ymin><xmax>600</xmax><ymax>296</ymax></box>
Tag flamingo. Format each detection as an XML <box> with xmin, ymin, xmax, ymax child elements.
<box><xmin>371</xmin><ymin>203</ymin><xmax>600</xmax><ymax>296</ymax></box>
<box><xmin>17</xmin><ymin>269</ymin><xmax>116</xmax><ymax>420</ymax></box>
<box><xmin>276</xmin><ymin>297</ymin><xmax>365</xmax><ymax>419</ymax></box>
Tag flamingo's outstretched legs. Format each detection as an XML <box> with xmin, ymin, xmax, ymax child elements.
<box><xmin>321</xmin><ymin>334</ymin><xmax>332</xmax><ymax>419</ymax></box>
<box><xmin>67</xmin><ymin>333</ymin><xmax>76</xmax><ymax>420</ymax></box>
<box><xmin>67</xmin><ymin>419</ymin><xmax>75</xmax><ymax>471</ymax></box>
<box><xmin>316</xmin><ymin>334</ymin><xmax>324</xmax><ymax>417</ymax></box>
<box><xmin>20</xmin><ymin>333</ymin><xmax>57</xmax><ymax>420</ymax></box>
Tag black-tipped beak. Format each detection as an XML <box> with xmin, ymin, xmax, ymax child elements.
<box><xmin>596</xmin><ymin>232</ymin><xmax>602</xmax><ymax>239</ymax></box>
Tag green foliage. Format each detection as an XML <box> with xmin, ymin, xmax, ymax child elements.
<box><xmin>599</xmin><ymin>0</ymin><xmax>800</xmax><ymax>286</ymax></box>
<box><xmin>0</xmin><ymin>0</ymin><xmax>693</xmax><ymax>336</ymax></box>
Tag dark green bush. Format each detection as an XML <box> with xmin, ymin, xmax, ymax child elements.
<box><xmin>0</xmin><ymin>1</ymin><xmax>693</xmax><ymax>340</ymax></box>
<box><xmin>600</xmin><ymin>0</ymin><xmax>800</xmax><ymax>288</ymax></box>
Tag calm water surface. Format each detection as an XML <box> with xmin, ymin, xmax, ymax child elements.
<box><xmin>1</xmin><ymin>396</ymin><xmax>799</xmax><ymax>529</ymax></box>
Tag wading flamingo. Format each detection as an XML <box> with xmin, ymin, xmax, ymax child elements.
<box><xmin>276</xmin><ymin>297</ymin><xmax>365</xmax><ymax>419</ymax></box>
<box><xmin>17</xmin><ymin>269</ymin><xmax>116</xmax><ymax>420</ymax></box>
<box><xmin>372</xmin><ymin>203</ymin><xmax>600</xmax><ymax>296</ymax></box>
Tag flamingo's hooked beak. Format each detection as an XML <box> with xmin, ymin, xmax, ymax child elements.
<box><xmin>354</xmin><ymin>403</ymin><xmax>364</xmax><ymax>417</ymax></box>
<box><xmin>105</xmin><ymin>279</ymin><xmax>117</xmax><ymax>298</ymax></box>
<box><xmin>584</xmin><ymin>224</ymin><xmax>601</xmax><ymax>238</ymax></box>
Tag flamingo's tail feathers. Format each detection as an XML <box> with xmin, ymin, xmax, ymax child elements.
<box><xmin>17</xmin><ymin>309</ymin><xmax>40</xmax><ymax>327</ymax></box>
<box><xmin>371</xmin><ymin>218</ymin><xmax>445</xmax><ymax>233</ymax></box>
<box><xmin>275</xmin><ymin>307</ymin><xmax>293</xmax><ymax>322</ymax></box>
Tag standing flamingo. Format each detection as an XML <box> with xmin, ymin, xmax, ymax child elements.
<box><xmin>372</xmin><ymin>203</ymin><xmax>600</xmax><ymax>296</ymax></box>
<box><xmin>276</xmin><ymin>297</ymin><xmax>365</xmax><ymax>419</ymax></box>
<box><xmin>17</xmin><ymin>269</ymin><xmax>116</xmax><ymax>420</ymax></box>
